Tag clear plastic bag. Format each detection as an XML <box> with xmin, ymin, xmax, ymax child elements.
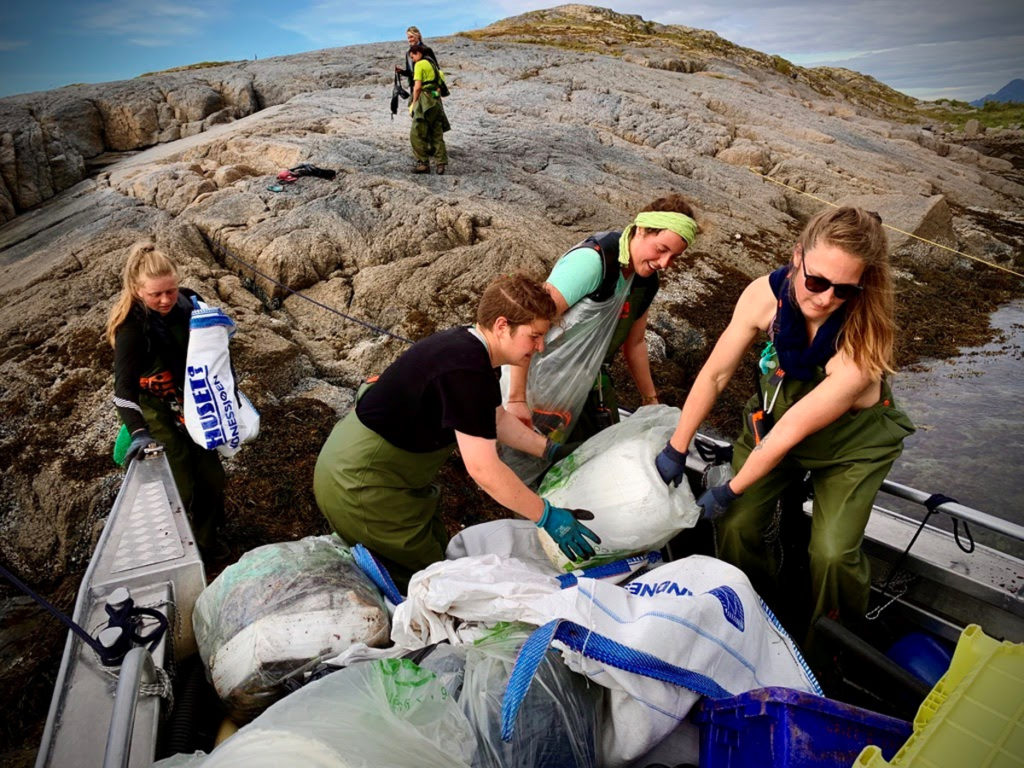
<box><xmin>537</xmin><ymin>404</ymin><xmax>700</xmax><ymax>570</ymax></box>
<box><xmin>500</xmin><ymin>274</ymin><xmax>632</xmax><ymax>485</ymax></box>
<box><xmin>416</xmin><ymin>627</ymin><xmax>600</xmax><ymax>768</ymax></box>
<box><xmin>193</xmin><ymin>535</ymin><xmax>390</xmax><ymax>722</ymax></box>
<box><xmin>153</xmin><ymin>658</ymin><xmax>475</xmax><ymax>768</ymax></box>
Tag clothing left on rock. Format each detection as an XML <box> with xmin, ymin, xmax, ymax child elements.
<box><xmin>313</xmin><ymin>327</ymin><xmax>501</xmax><ymax>589</ymax></box>
<box><xmin>113</xmin><ymin>289</ymin><xmax>225</xmax><ymax>552</ymax></box>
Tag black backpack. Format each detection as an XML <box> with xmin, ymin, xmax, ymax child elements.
<box><xmin>424</xmin><ymin>54</ymin><xmax>450</xmax><ymax>97</ymax></box>
<box><xmin>562</xmin><ymin>231</ymin><xmax>623</xmax><ymax>303</ymax></box>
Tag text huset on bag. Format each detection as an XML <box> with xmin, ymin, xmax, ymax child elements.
<box><xmin>184</xmin><ymin>298</ymin><xmax>259</xmax><ymax>457</ymax></box>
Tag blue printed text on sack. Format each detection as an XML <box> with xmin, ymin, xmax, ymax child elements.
<box><xmin>624</xmin><ymin>580</ymin><xmax>693</xmax><ymax>598</ymax></box>
<box><xmin>188</xmin><ymin>365</ymin><xmax>240</xmax><ymax>449</ymax></box>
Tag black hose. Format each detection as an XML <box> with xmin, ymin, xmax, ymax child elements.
<box><xmin>164</xmin><ymin>656</ymin><xmax>205</xmax><ymax>755</ymax></box>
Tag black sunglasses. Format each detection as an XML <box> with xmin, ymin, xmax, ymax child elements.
<box><xmin>799</xmin><ymin>250</ymin><xmax>863</xmax><ymax>300</ymax></box>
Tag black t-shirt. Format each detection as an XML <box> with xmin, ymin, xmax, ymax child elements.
<box><xmin>357</xmin><ymin>327</ymin><xmax>501</xmax><ymax>452</ymax></box>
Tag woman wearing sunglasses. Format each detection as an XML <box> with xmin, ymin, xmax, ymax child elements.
<box><xmin>655</xmin><ymin>206</ymin><xmax>914</xmax><ymax>642</ymax></box>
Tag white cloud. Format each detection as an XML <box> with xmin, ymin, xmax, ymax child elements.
<box><xmin>76</xmin><ymin>0</ymin><xmax>225</xmax><ymax>42</ymax></box>
<box><xmin>0</xmin><ymin>39</ymin><xmax>29</xmax><ymax>51</ymax></box>
<box><xmin>477</xmin><ymin>1</ymin><xmax>1024</xmax><ymax>102</ymax></box>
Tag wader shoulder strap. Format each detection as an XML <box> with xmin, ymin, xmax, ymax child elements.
<box><xmin>582</xmin><ymin>230</ymin><xmax>623</xmax><ymax>303</ymax></box>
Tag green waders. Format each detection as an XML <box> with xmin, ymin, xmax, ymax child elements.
<box><xmin>313</xmin><ymin>409</ymin><xmax>454</xmax><ymax>591</ymax></box>
<box><xmin>716</xmin><ymin>348</ymin><xmax>915</xmax><ymax>638</ymax></box>
<box><xmin>410</xmin><ymin>89</ymin><xmax>449</xmax><ymax>166</ymax></box>
<box><xmin>141</xmin><ymin>395</ymin><xmax>225</xmax><ymax>554</ymax></box>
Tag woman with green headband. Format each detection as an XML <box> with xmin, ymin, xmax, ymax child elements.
<box><xmin>503</xmin><ymin>194</ymin><xmax>698</xmax><ymax>484</ymax></box>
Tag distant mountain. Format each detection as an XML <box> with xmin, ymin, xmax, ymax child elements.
<box><xmin>970</xmin><ymin>78</ymin><xmax>1024</xmax><ymax>106</ymax></box>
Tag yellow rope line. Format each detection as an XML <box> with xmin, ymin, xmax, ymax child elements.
<box><xmin>749</xmin><ymin>168</ymin><xmax>1024</xmax><ymax>279</ymax></box>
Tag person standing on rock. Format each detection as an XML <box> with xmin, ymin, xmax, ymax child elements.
<box><xmin>655</xmin><ymin>206</ymin><xmax>915</xmax><ymax>643</ymax></box>
<box><xmin>407</xmin><ymin>43</ymin><xmax>450</xmax><ymax>174</ymax></box>
<box><xmin>396</xmin><ymin>26</ymin><xmax>437</xmax><ymax>94</ymax></box>
<box><xmin>313</xmin><ymin>273</ymin><xmax>599</xmax><ymax>591</ymax></box>
<box><xmin>502</xmin><ymin>194</ymin><xmax>698</xmax><ymax>483</ymax></box>
<box><xmin>106</xmin><ymin>241</ymin><xmax>226</xmax><ymax>554</ymax></box>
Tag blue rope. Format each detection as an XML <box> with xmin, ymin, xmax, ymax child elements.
<box><xmin>352</xmin><ymin>544</ymin><xmax>405</xmax><ymax>604</ymax></box>
<box><xmin>501</xmin><ymin>618</ymin><xmax>733</xmax><ymax>741</ymax></box>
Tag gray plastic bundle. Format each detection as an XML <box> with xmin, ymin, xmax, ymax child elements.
<box><xmin>193</xmin><ymin>535</ymin><xmax>390</xmax><ymax>722</ymax></box>
<box><xmin>417</xmin><ymin>626</ymin><xmax>601</xmax><ymax>768</ymax></box>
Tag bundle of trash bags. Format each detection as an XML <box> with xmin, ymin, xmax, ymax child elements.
<box><xmin>192</xmin><ymin>535</ymin><xmax>390</xmax><ymax>722</ymax></box>
<box><xmin>157</xmin><ymin>626</ymin><xmax>600</xmax><ymax>768</ymax></box>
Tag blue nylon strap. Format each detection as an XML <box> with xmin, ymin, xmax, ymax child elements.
<box><xmin>501</xmin><ymin>619</ymin><xmax>561</xmax><ymax>741</ymax></box>
<box><xmin>556</xmin><ymin>551</ymin><xmax>662</xmax><ymax>588</ymax></box>
<box><xmin>501</xmin><ymin>618</ymin><xmax>733</xmax><ymax>741</ymax></box>
<box><xmin>351</xmin><ymin>543</ymin><xmax>405</xmax><ymax>605</ymax></box>
<box><xmin>190</xmin><ymin>309</ymin><xmax>235</xmax><ymax>331</ymax></box>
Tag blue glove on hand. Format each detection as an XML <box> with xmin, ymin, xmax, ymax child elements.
<box><xmin>124</xmin><ymin>429</ymin><xmax>161</xmax><ymax>463</ymax></box>
<box><xmin>544</xmin><ymin>438</ymin><xmax>580</xmax><ymax>464</ymax></box>
<box><xmin>697</xmin><ymin>483</ymin><xmax>741</xmax><ymax>520</ymax></box>
<box><xmin>655</xmin><ymin>441</ymin><xmax>688</xmax><ymax>486</ymax></box>
<box><xmin>537</xmin><ymin>499</ymin><xmax>601</xmax><ymax>562</ymax></box>
<box><xmin>694</xmin><ymin>436</ymin><xmax>733</xmax><ymax>465</ymax></box>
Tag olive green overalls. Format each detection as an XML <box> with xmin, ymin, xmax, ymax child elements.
<box><xmin>716</xmin><ymin>344</ymin><xmax>915</xmax><ymax>633</ymax></box>
<box><xmin>410</xmin><ymin>65</ymin><xmax>449</xmax><ymax>166</ymax></box>
<box><xmin>313</xmin><ymin>395</ymin><xmax>453</xmax><ymax>591</ymax></box>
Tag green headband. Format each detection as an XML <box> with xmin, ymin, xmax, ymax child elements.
<box><xmin>618</xmin><ymin>211</ymin><xmax>698</xmax><ymax>265</ymax></box>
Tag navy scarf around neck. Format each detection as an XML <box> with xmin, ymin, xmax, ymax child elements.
<box><xmin>768</xmin><ymin>266</ymin><xmax>845</xmax><ymax>381</ymax></box>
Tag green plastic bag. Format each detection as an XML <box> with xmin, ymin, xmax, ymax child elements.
<box><xmin>113</xmin><ymin>424</ymin><xmax>131</xmax><ymax>467</ymax></box>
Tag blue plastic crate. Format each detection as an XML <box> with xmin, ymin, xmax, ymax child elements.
<box><xmin>692</xmin><ymin>687</ymin><xmax>912</xmax><ymax>768</ymax></box>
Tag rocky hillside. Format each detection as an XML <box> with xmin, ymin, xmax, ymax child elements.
<box><xmin>1</xmin><ymin>5</ymin><xmax>1023</xmax><ymax>764</ymax></box>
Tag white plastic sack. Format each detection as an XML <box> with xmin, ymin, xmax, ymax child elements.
<box><xmin>447</xmin><ymin>519</ymin><xmax>663</xmax><ymax>587</ymax></box>
<box><xmin>194</xmin><ymin>535</ymin><xmax>391</xmax><ymax>722</ymax></box>
<box><xmin>537</xmin><ymin>404</ymin><xmax>700</xmax><ymax>570</ymax></box>
<box><xmin>390</xmin><ymin>553</ymin><xmax>820</xmax><ymax>767</ymax></box>
<box><xmin>184</xmin><ymin>299</ymin><xmax>259</xmax><ymax>458</ymax></box>
<box><xmin>152</xmin><ymin>658</ymin><xmax>475</xmax><ymax>768</ymax></box>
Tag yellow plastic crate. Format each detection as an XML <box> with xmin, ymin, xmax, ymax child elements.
<box><xmin>854</xmin><ymin>624</ymin><xmax>1024</xmax><ymax>767</ymax></box>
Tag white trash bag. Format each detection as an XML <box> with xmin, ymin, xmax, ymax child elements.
<box><xmin>184</xmin><ymin>298</ymin><xmax>260</xmax><ymax>458</ymax></box>
<box><xmin>537</xmin><ymin>404</ymin><xmax>700</xmax><ymax>570</ymax></box>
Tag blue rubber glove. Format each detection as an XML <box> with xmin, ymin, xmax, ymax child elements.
<box><xmin>544</xmin><ymin>438</ymin><xmax>581</xmax><ymax>464</ymax></box>
<box><xmin>124</xmin><ymin>429</ymin><xmax>161</xmax><ymax>463</ymax></box>
<box><xmin>697</xmin><ymin>483</ymin><xmax>741</xmax><ymax>520</ymax></box>
<box><xmin>694</xmin><ymin>436</ymin><xmax>733</xmax><ymax>465</ymax></box>
<box><xmin>655</xmin><ymin>441</ymin><xmax>688</xmax><ymax>486</ymax></box>
<box><xmin>537</xmin><ymin>500</ymin><xmax>601</xmax><ymax>562</ymax></box>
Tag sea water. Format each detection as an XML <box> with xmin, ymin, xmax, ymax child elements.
<box><xmin>888</xmin><ymin>299</ymin><xmax>1024</xmax><ymax>557</ymax></box>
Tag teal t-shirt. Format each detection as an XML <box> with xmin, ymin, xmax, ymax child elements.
<box><xmin>547</xmin><ymin>247</ymin><xmax>626</xmax><ymax>308</ymax></box>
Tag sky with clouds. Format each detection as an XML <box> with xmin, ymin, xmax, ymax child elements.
<box><xmin>0</xmin><ymin>0</ymin><xmax>1020</xmax><ymax>102</ymax></box>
